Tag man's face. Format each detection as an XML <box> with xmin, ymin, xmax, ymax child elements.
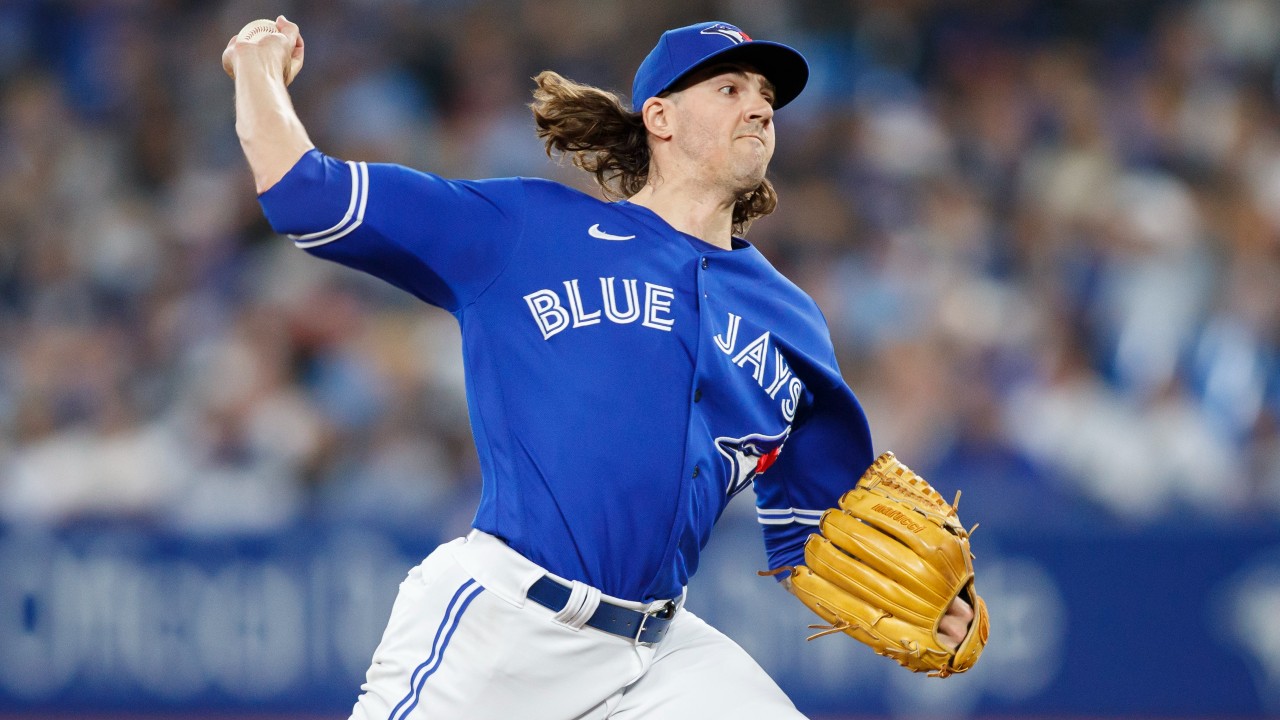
<box><xmin>665</xmin><ymin>65</ymin><xmax>776</xmax><ymax>193</ymax></box>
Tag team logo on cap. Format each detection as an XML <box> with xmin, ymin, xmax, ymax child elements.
<box><xmin>700</xmin><ymin>24</ymin><xmax>751</xmax><ymax>44</ymax></box>
<box><xmin>716</xmin><ymin>428</ymin><xmax>789</xmax><ymax>498</ymax></box>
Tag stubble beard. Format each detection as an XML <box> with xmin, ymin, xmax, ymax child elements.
<box><xmin>707</xmin><ymin>141</ymin><xmax>772</xmax><ymax>200</ymax></box>
<box><xmin>729</xmin><ymin>144</ymin><xmax>770</xmax><ymax>197</ymax></box>
<box><xmin>726</xmin><ymin>120</ymin><xmax>773</xmax><ymax>195</ymax></box>
<box><xmin>674</xmin><ymin>120</ymin><xmax>771</xmax><ymax>200</ymax></box>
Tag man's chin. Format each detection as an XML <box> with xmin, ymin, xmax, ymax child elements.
<box><xmin>733</xmin><ymin>170</ymin><xmax>769</xmax><ymax>195</ymax></box>
<box><xmin>733</xmin><ymin>181</ymin><xmax>769</xmax><ymax>204</ymax></box>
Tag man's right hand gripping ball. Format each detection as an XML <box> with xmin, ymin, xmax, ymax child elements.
<box><xmin>784</xmin><ymin>452</ymin><xmax>989</xmax><ymax>677</ymax></box>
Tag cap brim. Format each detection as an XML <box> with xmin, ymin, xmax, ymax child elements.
<box><xmin>659</xmin><ymin>41</ymin><xmax>809</xmax><ymax>110</ymax></box>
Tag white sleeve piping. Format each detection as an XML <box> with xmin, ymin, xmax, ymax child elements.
<box><xmin>291</xmin><ymin>161</ymin><xmax>368</xmax><ymax>248</ymax></box>
<box><xmin>756</xmin><ymin>507</ymin><xmax>824</xmax><ymax>526</ymax></box>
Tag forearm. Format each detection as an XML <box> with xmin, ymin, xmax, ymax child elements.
<box><xmin>233</xmin><ymin>54</ymin><xmax>314</xmax><ymax>194</ymax></box>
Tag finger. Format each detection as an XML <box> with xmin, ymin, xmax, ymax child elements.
<box><xmin>275</xmin><ymin>15</ymin><xmax>305</xmax><ymax>83</ymax></box>
<box><xmin>946</xmin><ymin>595</ymin><xmax>974</xmax><ymax>622</ymax></box>
<box><xmin>222</xmin><ymin>36</ymin><xmax>237</xmax><ymax>78</ymax></box>
<box><xmin>276</xmin><ymin>15</ymin><xmax>300</xmax><ymax>44</ymax></box>
<box><xmin>937</xmin><ymin>614</ymin><xmax>966</xmax><ymax>650</ymax></box>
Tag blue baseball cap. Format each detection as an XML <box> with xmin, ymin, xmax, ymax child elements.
<box><xmin>631</xmin><ymin>21</ymin><xmax>809</xmax><ymax>112</ymax></box>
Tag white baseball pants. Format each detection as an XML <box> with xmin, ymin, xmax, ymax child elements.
<box><xmin>348</xmin><ymin>530</ymin><xmax>807</xmax><ymax>720</ymax></box>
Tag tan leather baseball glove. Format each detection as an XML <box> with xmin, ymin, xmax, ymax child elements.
<box><xmin>779</xmin><ymin>451</ymin><xmax>989</xmax><ymax>677</ymax></box>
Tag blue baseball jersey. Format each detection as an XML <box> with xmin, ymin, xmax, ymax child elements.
<box><xmin>259</xmin><ymin>150</ymin><xmax>874</xmax><ymax>602</ymax></box>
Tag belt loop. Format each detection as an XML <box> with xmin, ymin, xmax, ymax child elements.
<box><xmin>551</xmin><ymin>580</ymin><xmax>600</xmax><ymax>630</ymax></box>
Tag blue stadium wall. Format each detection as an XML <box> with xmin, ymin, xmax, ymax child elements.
<box><xmin>0</xmin><ymin>515</ymin><xmax>1273</xmax><ymax>719</ymax></box>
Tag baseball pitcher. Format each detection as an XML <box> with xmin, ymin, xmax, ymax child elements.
<box><xmin>224</xmin><ymin>15</ymin><xmax>986</xmax><ymax>720</ymax></box>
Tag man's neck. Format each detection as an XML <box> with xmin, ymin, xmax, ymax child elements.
<box><xmin>628</xmin><ymin>178</ymin><xmax>736</xmax><ymax>250</ymax></box>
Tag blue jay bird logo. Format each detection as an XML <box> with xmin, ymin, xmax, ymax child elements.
<box><xmin>716</xmin><ymin>429</ymin><xmax>790</xmax><ymax>498</ymax></box>
<box><xmin>700</xmin><ymin>24</ymin><xmax>751</xmax><ymax>44</ymax></box>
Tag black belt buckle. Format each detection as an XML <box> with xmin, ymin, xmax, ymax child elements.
<box><xmin>634</xmin><ymin>599</ymin><xmax>677</xmax><ymax>645</ymax></box>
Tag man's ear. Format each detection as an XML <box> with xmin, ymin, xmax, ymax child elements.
<box><xmin>641</xmin><ymin>97</ymin><xmax>674</xmax><ymax>141</ymax></box>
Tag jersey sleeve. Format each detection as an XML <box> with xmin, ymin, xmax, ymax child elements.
<box><xmin>753</xmin><ymin>368</ymin><xmax>874</xmax><ymax>573</ymax></box>
<box><xmin>257</xmin><ymin>149</ymin><xmax>526</xmax><ymax>311</ymax></box>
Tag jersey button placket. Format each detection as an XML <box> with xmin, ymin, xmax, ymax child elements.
<box><xmin>693</xmin><ymin>258</ymin><xmax>708</xmax><ymax>405</ymax></box>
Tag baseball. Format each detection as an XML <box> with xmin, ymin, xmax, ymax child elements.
<box><xmin>236</xmin><ymin>18</ymin><xmax>301</xmax><ymax>85</ymax></box>
<box><xmin>239</xmin><ymin>18</ymin><xmax>279</xmax><ymax>42</ymax></box>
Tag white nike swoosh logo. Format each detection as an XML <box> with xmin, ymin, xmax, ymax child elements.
<box><xmin>588</xmin><ymin>224</ymin><xmax>636</xmax><ymax>241</ymax></box>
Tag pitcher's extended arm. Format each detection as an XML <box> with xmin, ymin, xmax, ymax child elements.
<box><xmin>222</xmin><ymin>16</ymin><xmax>314</xmax><ymax>193</ymax></box>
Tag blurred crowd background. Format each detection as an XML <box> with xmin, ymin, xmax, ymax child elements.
<box><xmin>1</xmin><ymin>0</ymin><xmax>1279</xmax><ymax>536</ymax></box>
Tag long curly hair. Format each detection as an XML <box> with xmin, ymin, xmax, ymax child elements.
<box><xmin>529</xmin><ymin>70</ymin><xmax>777</xmax><ymax>236</ymax></box>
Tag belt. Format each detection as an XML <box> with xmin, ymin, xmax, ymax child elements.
<box><xmin>525</xmin><ymin>576</ymin><xmax>677</xmax><ymax>645</ymax></box>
